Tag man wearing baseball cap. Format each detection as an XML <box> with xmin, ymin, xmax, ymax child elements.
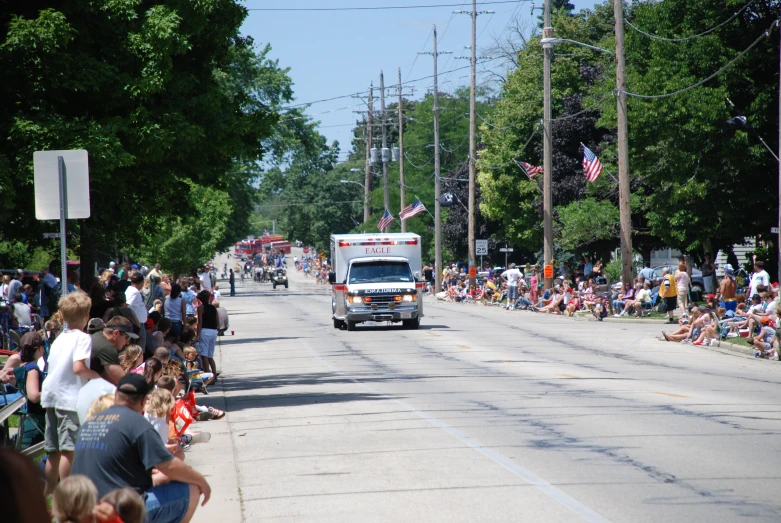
<box><xmin>72</xmin><ymin>373</ymin><xmax>211</xmax><ymax>523</ymax></box>
<box><xmin>88</xmin><ymin>316</ymin><xmax>137</xmax><ymax>386</ymax></box>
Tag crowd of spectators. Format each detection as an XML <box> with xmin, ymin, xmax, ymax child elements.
<box><xmin>1</xmin><ymin>258</ymin><xmax>231</xmax><ymax>523</ymax></box>
<box><xmin>432</xmin><ymin>256</ymin><xmax>779</xmax><ymax>358</ymax></box>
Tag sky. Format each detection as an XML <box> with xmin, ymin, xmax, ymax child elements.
<box><xmin>240</xmin><ymin>1</ymin><xmax>601</xmax><ymax>162</ymax></box>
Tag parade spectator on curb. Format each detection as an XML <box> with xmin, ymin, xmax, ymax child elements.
<box><xmin>195</xmin><ymin>290</ymin><xmax>219</xmax><ymax>378</ymax></box>
<box><xmin>40</xmin><ymin>260</ymin><xmax>61</xmax><ymax>320</ymax></box>
<box><xmin>659</xmin><ymin>267</ymin><xmax>678</xmax><ymax>323</ymax></box>
<box><xmin>500</xmin><ymin>263</ymin><xmax>523</xmax><ymax>310</ymax></box>
<box><xmin>674</xmin><ymin>262</ymin><xmax>691</xmax><ymax>314</ymax></box>
<box><xmin>41</xmin><ymin>291</ymin><xmax>101</xmax><ymax>496</ymax></box>
<box><xmin>71</xmin><ymin>374</ymin><xmax>211</xmax><ymax>523</ymax></box>
<box><xmin>718</xmin><ymin>264</ymin><xmax>738</xmax><ymax>312</ymax></box>
<box><xmin>0</xmin><ymin>448</ymin><xmax>52</xmax><ymax>523</ymax></box>
<box><xmin>632</xmin><ymin>281</ymin><xmax>653</xmax><ymax>315</ymax></box>
<box><xmin>661</xmin><ymin>307</ymin><xmax>703</xmax><ymax>342</ymax></box>
<box><xmin>89</xmin><ymin>316</ymin><xmax>136</xmax><ymax>386</ymax></box>
<box><xmin>197</xmin><ymin>267</ymin><xmax>213</xmax><ymax>292</ymax></box>
<box><xmin>126</xmin><ymin>273</ymin><xmax>148</xmax><ymax>349</ymax></box>
<box><xmin>749</xmin><ymin>260</ymin><xmax>770</xmax><ymax>299</ymax></box>
<box><xmin>213</xmin><ymin>300</ymin><xmax>230</xmax><ymax>335</ymax></box>
<box><xmin>7</xmin><ymin>269</ymin><xmax>23</xmax><ymax>302</ymax></box>
<box><xmin>700</xmin><ymin>253</ymin><xmax>715</xmax><ymax>293</ymax></box>
<box><xmin>165</xmin><ymin>284</ymin><xmax>187</xmax><ymax>341</ymax></box>
<box><xmin>753</xmin><ymin>317</ymin><xmax>778</xmax><ymax>358</ymax></box>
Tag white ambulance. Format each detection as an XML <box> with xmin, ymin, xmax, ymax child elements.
<box><xmin>329</xmin><ymin>233</ymin><xmax>424</xmax><ymax>331</ymax></box>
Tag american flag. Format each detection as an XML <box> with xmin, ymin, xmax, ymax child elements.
<box><xmin>400</xmin><ymin>199</ymin><xmax>427</xmax><ymax>220</ymax></box>
<box><xmin>377</xmin><ymin>209</ymin><xmax>394</xmax><ymax>231</ymax></box>
<box><xmin>519</xmin><ymin>161</ymin><xmax>543</xmax><ymax>179</ymax></box>
<box><xmin>582</xmin><ymin>145</ymin><xmax>603</xmax><ymax>182</ymax></box>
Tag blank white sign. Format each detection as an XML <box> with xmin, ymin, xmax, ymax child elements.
<box><xmin>33</xmin><ymin>150</ymin><xmax>91</xmax><ymax>220</ymax></box>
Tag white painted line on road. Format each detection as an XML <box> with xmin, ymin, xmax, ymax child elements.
<box><xmin>304</xmin><ymin>341</ymin><xmax>612</xmax><ymax>523</ymax></box>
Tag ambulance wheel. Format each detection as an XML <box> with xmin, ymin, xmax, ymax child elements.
<box><xmin>333</xmin><ymin>319</ymin><xmax>344</xmax><ymax>329</ymax></box>
<box><xmin>346</xmin><ymin>320</ymin><xmax>356</xmax><ymax>331</ymax></box>
<box><xmin>284</xmin><ymin>282</ymin><xmax>288</xmax><ymax>289</ymax></box>
<box><xmin>403</xmin><ymin>318</ymin><xmax>420</xmax><ymax>330</ymax></box>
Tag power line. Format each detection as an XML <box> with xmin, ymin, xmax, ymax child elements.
<box><xmin>281</xmin><ymin>57</ymin><xmax>500</xmax><ymax>109</ymax></box>
<box><xmin>625</xmin><ymin>0</ymin><xmax>756</xmax><ymax>43</ymax></box>
<box><xmin>622</xmin><ymin>20</ymin><xmax>778</xmax><ymax>100</ymax></box>
<box><xmin>257</xmin><ymin>200</ymin><xmax>364</xmax><ymax>207</ymax></box>
<box><xmin>247</xmin><ymin>1</ymin><xmax>524</xmax><ymax>12</ymax></box>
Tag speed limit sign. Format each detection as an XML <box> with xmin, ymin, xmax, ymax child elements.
<box><xmin>475</xmin><ymin>239</ymin><xmax>488</xmax><ymax>256</ymax></box>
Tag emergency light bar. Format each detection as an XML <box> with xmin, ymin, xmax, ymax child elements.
<box><xmin>338</xmin><ymin>238</ymin><xmax>418</xmax><ymax>247</ymax></box>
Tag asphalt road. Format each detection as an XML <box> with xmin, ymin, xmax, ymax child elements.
<box><xmin>214</xmin><ymin>252</ymin><xmax>781</xmax><ymax>522</ymax></box>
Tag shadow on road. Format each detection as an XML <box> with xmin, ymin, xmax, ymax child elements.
<box><xmin>224</xmin><ymin>391</ymin><xmax>392</xmax><ymax>410</ymax></box>
<box><xmin>218</xmin><ymin>336</ymin><xmax>304</xmax><ymax>345</ymax></box>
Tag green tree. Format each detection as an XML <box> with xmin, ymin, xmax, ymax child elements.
<box><xmin>0</xmin><ymin>2</ymin><xmax>290</xmax><ymax>280</ymax></box>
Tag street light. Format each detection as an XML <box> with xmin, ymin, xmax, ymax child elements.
<box><xmin>540</xmin><ymin>37</ymin><xmax>614</xmax><ymax>55</ymax></box>
<box><xmin>340</xmin><ymin>179</ymin><xmax>365</xmax><ymax>190</ymax></box>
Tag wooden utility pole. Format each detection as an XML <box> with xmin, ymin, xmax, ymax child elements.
<box><xmin>467</xmin><ymin>0</ymin><xmax>477</xmax><ymax>287</ymax></box>
<box><xmin>419</xmin><ymin>26</ymin><xmax>451</xmax><ymax>293</ymax></box>
<box><xmin>614</xmin><ymin>0</ymin><xmax>634</xmax><ymax>286</ymax></box>
<box><xmin>542</xmin><ymin>0</ymin><xmax>553</xmax><ymax>290</ymax></box>
<box><xmin>777</xmin><ymin>31</ymin><xmax>780</xmax><ymax>284</ymax></box>
<box><xmin>398</xmin><ymin>67</ymin><xmax>407</xmax><ymax>233</ymax></box>
<box><xmin>364</xmin><ymin>84</ymin><xmax>373</xmax><ymax>224</ymax></box>
<box><xmin>380</xmin><ymin>71</ymin><xmax>390</xmax><ymax>212</ymax></box>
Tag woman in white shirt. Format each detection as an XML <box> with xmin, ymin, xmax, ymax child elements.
<box><xmin>674</xmin><ymin>263</ymin><xmax>691</xmax><ymax>314</ymax></box>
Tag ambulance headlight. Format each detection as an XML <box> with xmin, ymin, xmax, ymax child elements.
<box><xmin>402</xmin><ymin>294</ymin><xmax>416</xmax><ymax>302</ymax></box>
<box><xmin>349</xmin><ymin>295</ymin><xmax>364</xmax><ymax>304</ymax></box>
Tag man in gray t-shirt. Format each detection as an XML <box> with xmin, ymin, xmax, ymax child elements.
<box><xmin>72</xmin><ymin>374</ymin><xmax>210</xmax><ymax>523</ymax></box>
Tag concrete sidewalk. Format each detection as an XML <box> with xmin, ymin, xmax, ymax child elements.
<box><xmin>189</xmin><ymin>275</ymin><xmax>246</xmax><ymax>523</ymax></box>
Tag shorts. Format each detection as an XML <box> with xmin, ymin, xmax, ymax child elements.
<box><xmin>144</xmin><ymin>481</ymin><xmax>191</xmax><ymax>523</ymax></box>
<box><xmin>44</xmin><ymin>408</ymin><xmax>79</xmax><ymax>453</ymax></box>
<box><xmin>508</xmin><ymin>285</ymin><xmax>519</xmax><ymax>300</ymax></box>
<box><xmin>197</xmin><ymin>328</ymin><xmax>218</xmax><ymax>358</ymax></box>
<box><xmin>169</xmin><ymin>320</ymin><xmax>183</xmax><ymax>337</ymax></box>
<box><xmin>723</xmin><ymin>300</ymin><xmax>737</xmax><ymax>313</ymax></box>
<box><xmin>664</xmin><ymin>296</ymin><xmax>677</xmax><ymax>312</ymax></box>
<box><xmin>760</xmin><ymin>342</ymin><xmax>772</xmax><ymax>352</ymax></box>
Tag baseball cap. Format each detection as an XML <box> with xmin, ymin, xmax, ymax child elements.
<box><xmin>723</xmin><ymin>263</ymin><xmax>733</xmax><ymax>271</ymax></box>
<box><xmin>112</xmin><ymin>324</ymin><xmax>139</xmax><ymax>339</ymax></box>
<box><xmin>131</xmin><ymin>264</ymin><xmax>139</xmax><ymax>269</ymax></box>
<box><xmin>752</xmin><ymin>293</ymin><xmax>761</xmax><ymax>301</ymax></box>
<box><xmin>87</xmin><ymin>318</ymin><xmax>105</xmax><ymax>334</ymax></box>
<box><xmin>117</xmin><ymin>374</ymin><xmax>150</xmax><ymax>396</ymax></box>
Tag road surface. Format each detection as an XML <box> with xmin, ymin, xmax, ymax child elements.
<box><xmin>202</xmin><ymin>252</ymin><xmax>781</xmax><ymax>522</ymax></box>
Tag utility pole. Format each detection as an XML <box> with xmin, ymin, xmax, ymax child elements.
<box><xmin>777</xmin><ymin>32</ymin><xmax>780</xmax><ymax>284</ymax></box>
<box><xmin>364</xmin><ymin>84</ymin><xmax>373</xmax><ymax>224</ymax></box>
<box><xmin>398</xmin><ymin>67</ymin><xmax>407</xmax><ymax>233</ymax></box>
<box><xmin>380</xmin><ymin>71</ymin><xmax>390</xmax><ymax>212</ymax></box>
<box><xmin>454</xmin><ymin>0</ymin><xmax>492</xmax><ymax>288</ymax></box>
<box><xmin>467</xmin><ymin>0</ymin><xmax>478</xmax><ymax>288</ymax></box>
<box><xmin>419</xmin><ymin>26</ymin><xmax>451</xmax><ymax>293</ymax></box>
<box><xmin>614</xmin><ymin>0</ymin><xmax>634</xmax><ymax>287</ymax></box>
<box><xmin>542</xmin><ymin>0</ymin><xmax>554</xmax><ymax>290</ymax></box>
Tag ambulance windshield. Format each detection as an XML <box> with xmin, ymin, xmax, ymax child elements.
<box><xmin>348</xmin><ymin>261</ymin><xmax>414</xmax><ymax>284</ymax></box>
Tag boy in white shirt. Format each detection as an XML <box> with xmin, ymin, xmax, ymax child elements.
<box><xmin>41</xmin><ymin>290</ymin><xmax>100</xmax><ymax>495</ymax></box>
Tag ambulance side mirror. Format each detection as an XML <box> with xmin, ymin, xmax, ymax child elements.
<box><xmin>414</xmin><ymin>271</ymin><xmax>420</xmax><ymax>281</ymax></box>
<box><xmin>328</xmin><ymin>272</ymin><xmax>336</xmax><ymax>284</ymax></box>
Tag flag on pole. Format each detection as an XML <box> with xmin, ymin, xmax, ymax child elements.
<box><xmin>582</xmin><ymin>144</ymin><xmax>603</xmax><ymax>182</ymax></box>
<box><xmin>377</xmin><ymin>209</ymin><xmax>394</xmax><ymax>231</ymax></box>
<box><xmin>400</xmin><ymin>199</ymin><xmax>427</xmax><ymax>220</ymax></box>
<box><xmin>518</xmin><ymin>161</ymin><xmax>543</xmax><ymax>179</ymax></box>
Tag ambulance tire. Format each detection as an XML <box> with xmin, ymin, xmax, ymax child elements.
<box><xmin>333</xmin><ymin>319</ymin><xmax>344</xmax><ymax>329</ymax></box>
<box><xmin>284</xmin><ymin>282</ymin><xmax>288</xmax><ymax>289</ymax></box>
<box><xmin>403</xmin><ymin>318</ymin><xmax>420</xmax><ymax>330</ymax></box>
<box><xmin>346</xmin><ymin>320</ymin><xmax>357</xmax><ymax>331</ymax></box>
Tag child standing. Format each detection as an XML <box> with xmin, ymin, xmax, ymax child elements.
<box><xmin>41</xmin><ymin>291</ymin><xmax>99</xmax><ymax>496</ymax></box>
